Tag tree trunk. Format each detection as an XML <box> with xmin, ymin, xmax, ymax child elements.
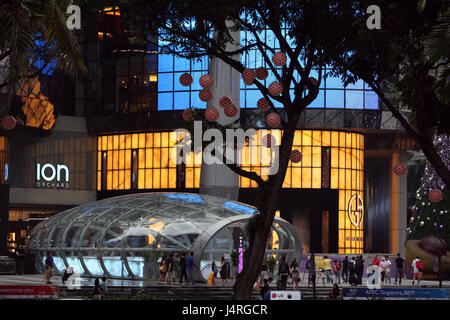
<box><xmin>233</xmin><ymin>120</ymin><xmax>298</xmax><ymax>299</ymax></box>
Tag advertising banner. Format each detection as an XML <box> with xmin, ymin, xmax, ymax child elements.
<box><xmin>0</xmin><ymin>285</ymin><xmax>59</xmax><ymax>299</ymax></box>
<box><xmin>342</xmin><ymin>287</ymin><xmax>450</xmax><ymax>300</ymax></box>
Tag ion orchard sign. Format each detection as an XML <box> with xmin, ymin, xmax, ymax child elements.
<box><xmin>36</xmin><ymin>163</ymin><xmax>70</xmax><ymax>189</ymax></box>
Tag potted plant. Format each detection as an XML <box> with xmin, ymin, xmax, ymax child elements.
<box><xmin>231</xmin><ymin>250</ymin><xmax>240</xmax><ymax>278</ymax></box>
<box><xmin>266</xmin><ymin>255</ymin><xmax>277</xmax><ymax>278</ymax></box>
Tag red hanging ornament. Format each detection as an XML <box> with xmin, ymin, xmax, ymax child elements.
<box><xmin>268</xmin><ymin>82</ymin><xmax>283</xmax><ymax>96</ymax></box>
<box><xmin>199</xmin><ymin>74</ymin><xmax>214</xmax><ymax>88</ymax></box>
<box><xmin>266</xmin><ymin>113</ymin><xmax>281</xmax><ymax>128</ymax></box>
<box><xmin>1</xmin><ymin>116</ymin><xmax>17</xmax><ymax>130</ymax></box>
<box><xmin>205</xmin><ymin>107</ymin><xmax>219</xmax><ymax>122</ymax></box>
<box><xmin>224</xmin><ymin>104</ymin><xmax>238</xmax><ymax>117</ymax></box>
<box><xmin>428</xmin><ymin>189</ymin><xmax>443</xmax><ymax>203</ymax></box>
<box><xmin>242</xmin><ymin>68</ymin><xmax>256</xmax><ymax>86</ymax></box>
<box><xmin>290</xmin><ymin>150</ymin><xmax>303</xmax><ymax>163</ymax></box>
<box><xmin>257</xmin><ymin>98</ymin><xmax>270</xmax><ymax>111</ymax></box>
<box><xmin>199</xmin><ymin>89</ymin><xmax>213</xmax><ymax>102</ymax></box>
<box><xmin>179</xmin><ymin>73</ymin><xmax>193</xmax><ymax>86</ymax></box>
<box><xmin>255</xmin><ymin>67</ymin><xmax>268</xmax><ymax>80</ymax></box>
<box><xmin>219</xmin><ymin>96</ymin><xmax>233</xmax><ymax>108</ymax></box>
<box><xmin>262</xmin><ymin>134</ymin><xmax>275</xmax><ymax>148</ymax></box>
<box><xmin>393</xmin><ymin>163</ymin><xmax>407</xmax><ymax>176</ymax></box>
<box><xmin>272</xmin><ymin>52</ymin><xmax>287</xmax><ymax>66</ymax></box>
<box><xmin>182</xmin><ymin>108</ymin><xmax>195</xmax><ymax>121</ymax></box>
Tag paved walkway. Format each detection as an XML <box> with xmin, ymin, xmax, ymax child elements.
<box><xmin>1</xmin><ymin>273</ymin><xmax>449</xmax><ymax>289</ymax></box>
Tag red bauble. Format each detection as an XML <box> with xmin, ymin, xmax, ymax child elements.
<box><xmin>257</xmin><ymin>98</ymin><xmax>270</xmax><ymax>111</ymax></box>
<box><xmin>262</xmin><ymin>134</ymin><xmax>275</xmax><ymax>148</ymax></box>
<box><xmin>272</xmin><ymin>52</ymin><xmax>287</xmax><ymax>66</ymax></box>
<box><xmin>224</xmin><ymin>104</ymin><xmax>238</xmax><ymax>117</ymax></box>
<box><xmin>428</xmin><ymin>189</ymin><xmax>443</xmax><ymax>203</ymax></box>
<box><xmin>182</xmin><ymin>108</ymin><xmax>195</xmax><ymax>121</ymax></box>
<box><xmin>205</xmin><ymin>107</ymin><xmax>219</xmax><ymax>122</ymax></box>
<box><xmin>1</xmin><ymin>116</ymin><xmax>17</xmax><ymax>130</ymax></box>
<box><xmin>199</xmin><ymin>89</ymin><xmax>213</xmax><ymax>102</ymax></box>
<box><xmin>179</xmin><ymin>73</ymin><xmax>193</xmax><ymax>86</ymax></box>
<box><xmin>393</xmin><ymin>163</ymin><xmax>407</xmax><ymax>176</ymax></box>
<box><xmin>199</xmin><ymin>74</ymin><xmax>214</xmax><ymax>88</ymax></box>
<box><xmin>266</xmin><ymin>113</ymin><xmax>281</xmax><ymax>128</ymax></box>
<box><xmin>242</xmin><ymin>68</ymin><xmax>256</xmax><ymax>86</ymax></box>
<box><xmin>290</xmin><ymin>150</ymin><xmax>303</xmax><ymax>163</ymax></box>
<box><xmin>255</xmin><ymin>67</ymin><xmax>268</xmax><ymax>80</ymax></box>
<box><xmin>219</xmin><ymin>96</ymin><xmax>233</xmax><ymax>108</ymax></box>
<box><xmin>268</xmin><ymin>81</ymin><xmax>283</xmax><ymax>96</ymax></box>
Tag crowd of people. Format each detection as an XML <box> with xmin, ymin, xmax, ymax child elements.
<box><xmin>158</xmin><ymin>252</ymin><xmax>198</xmax><ymax>286</ymax></box>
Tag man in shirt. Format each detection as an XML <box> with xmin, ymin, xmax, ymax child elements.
<box><xmin>187</xmin><ymin>252</ymin><xmax>195</xmax><ymax>285</ymax></box>
<box><xmin>341</xmin><ymin>256</ymin><xmax>349</xmax><ymax>283</ymax></box>
<box><xmin>179</xmin><ymin>253</ymin><xmax>187</xmax><ymax>285</ymax></box>
<box><xmin>165</xmin><ymin>253</ymin><xmax>176</xmax><ymax>285</ymax></box>
<box><xmin>44</xmin><ymin>252</ymin><xmax>54</xmax><ymax>284</ymax></box>
<box><xmin>393</xmin><ymin>253</ymin><xmax>405</xmax><ymax>285</ymax></box>
<box><xmin>323</xmin><ymin>256</ymin><xmax>333</xmax><ymax>284</ymax></box>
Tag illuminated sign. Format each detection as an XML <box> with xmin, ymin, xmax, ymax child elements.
<box><xmin>348</xmin><ymin>194</ymin><xmax>363</xmax><ymax>228</ymax></box>
<box><xmin>36</xmin><ymin>163</ymin><xmax>70</xmax><ymax>189</ymax></box>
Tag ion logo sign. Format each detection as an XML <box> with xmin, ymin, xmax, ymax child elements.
<box><xmin>36</xmin><ymin>163</ymin><xmax>70</xmax><ymax>189</ymax></box>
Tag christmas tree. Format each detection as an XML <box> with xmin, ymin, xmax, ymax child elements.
<box><xmin>407</xmin><ymin>134</ymin><xmax>450</xmax><ymax>247</ymax></box>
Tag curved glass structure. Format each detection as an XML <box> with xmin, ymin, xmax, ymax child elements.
<box><xmin>28</xmin><ymin>192</ymin><xmax>302</xmax><ymax>282</ymax></box>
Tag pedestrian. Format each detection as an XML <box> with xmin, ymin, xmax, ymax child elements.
<box><xmin>332</xmin><ymin>260</ymin><xmax>341</xmax><ymax>284</ymax></box>
<box><xmin>412</xmin><ymin>256</ymin><xmax>424</xmax><ymax>286</ymax></box>
<box><xmin>372</xmin><ymin>255</ymin><xmax>380</xmax><ymax>267</ymax></box>
<box><xmin>93</xmin><ymin>278</ymin><xmax>105</xmax><ymax>300</ymax></box>
<box><xmin>323</xmin><ymin>255</ymin><xmax>333</xmax><ymax>283</ymax></box>
<box><xmin>62</xmin><ymin>266</ymin><xmax>74</xmax><ymax>285</ymax></box>
<box><xmin>393</xmin><ymin>253</ymin><xmax>405</xmax><ymax>285</ymax></box>
<box><xmin>260</xmin><ymin>278</ymin><xmax>270</xmax><ymax>300</ymax></box>
<box><xmin>290</xmin><ymin>257</ymin><xmax>300</xmax><ymax>290</ymax></box>
<box><xmin>356</xmin><ymin>255</ymin><xmax>365</xmax><ymax>285</ymax></box>
<box><xmin>278</xmin><ymin>256</ymin><xmax>289</xmax><ymax>290</ymax></box>
<box><xmin>158</xmin><ymin>256</ymin><xmax>167</xmax><ymax>284</ymax></box>
<box><xmin>380</xmin><ymin>257</ymin><xmax>386</xmax><ymax>285</ymax></box>
<box><xmin>100</xmin><ymin>276</ymin><xmax>108</xmax><ymax>296</ymax></box>
<box><xmin>165</xmin><ymin>253</ymin><xmax>177</xmax><ymax>285</ymax></box>
<box><xmin>43</xmin><ymin>252</ymin><xmax>54</xmax><ymax>284</ymax></box>
<box><xmin>220</xmin><ymin>256</ymin><xmax>229</xmax><ymax>286</ymax></box>
<box><xmin>320</xmin><ymin>269</ymin><xmax>326</xmax><ymax>285</ymax></box>
<box><xmin>307</xmin><ymin>254</ymin><xmax>316</xmax><ymax>287</ymax></box>
<box><xmin>15</xmin><ymin>244</ymin><xmax>26</xmax><ymax>275</ymax></box>
<box><xmin>382</xmin><ymin>255</ymin><xmax>391</xmax><ymax>285</ymax></box>
<box><xmin>349</xmin><ymin>257</ymin><xmax>358</xmax><ymax>287</ymax></box>
<box><xmin>179</xmin><ymin>252</ymin><xmax>187</xmax><ymax>285</ymax></box>
<box><xmin>187</xmin><ymin>252</ymin><xmax>195</xmax><ymax>285</ymax></box>
<box><xmin>341</xmin><ymin>256</ymin><xmax>349</xmax><ymax>283</ymax></box>
<box><xmin>212</xmin><ymin>260</ymin><xmax>218</xmax><ymax>278</ymax></box>
<box><xmin>329</xmin><ymin>283</ymin><xmax>340</xmax><ymax>299</ymax></box>
<box><xmin>260</xmin><ymin>259</ymin><xmax>268</xmax><ymax>284</ymax></box>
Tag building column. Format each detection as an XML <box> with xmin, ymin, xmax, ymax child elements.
<box><xmin>391</xmin><ymin>151</ymin><xmax>408</xmax><ymax>254</ymax></box>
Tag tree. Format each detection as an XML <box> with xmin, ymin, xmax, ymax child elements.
<box><xmin>0</xmin><ymin>0</ymin><xmax>85</xmax><ymax>115</ymax></box>
<box><xmin>328</xmin><ymin>0</ymin><xmax>450</xmax><ymax>188</ymax></box>
<box><xmin>109</xmin><ymin>0</ymin><xmax>349</xmax><ymax>299</ymax></box>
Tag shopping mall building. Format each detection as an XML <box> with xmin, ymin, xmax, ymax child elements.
<box><xmin>0</xmin><ymin>7</ymin><xmax>415</xmax><ymax>271</ymax></box>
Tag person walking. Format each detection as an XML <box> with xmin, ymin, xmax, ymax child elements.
<box><xmin>356</xmin><ymin>255</ymin><xmax>365</xmax><ymax>285</ymax></box>
<box><xmin>219</xmin><ymin>256</ymin><xmax>229</xmax><ymax>286</ymax></box>
<box><xmin>382</xmin><ymin>256</ymin><xmax>391</xmax><ymax>285</ymax></box>
<box><xmin>349</xmin><ymin>257</ymin><xmax>358</xmax><ymax>287</ymax></box>
<box><xmin>380</xmin><ymin>257</ymin><xmax>386</xmax><ymax>285</ymax></box>
<box><xmin>158</xmin><ymin>256</ymin><xmax>167</xmax><ymax>284</ymax></box>
<box><xmin>307</xmin><ymin>254</ymin><xmax>316</xmax><ymax>287</ymax></box>
<box><xmin>393</xmin><ymin>253</ymin><xmax>405</xmax><ymax>285</ymax></box>
<box><xmin>320</xmin><ymin>269</ymin><xmax>327</xmax><ymax>285</ymax></box>
<box><xmin>100</xmin><ymin>276</ymin><xmax>108</xmax><ymax>297</ymax></box>
<box><xmin>278</xmin><ymin>256</ymin><xmax>290</xmax><ymax>290</ymax></box>
<box><xmin>332</xmin><ymin>260</ymin><xmax>341</xmax><ymax>284</ymax></box>
<box><xmin>323</xmin><ymin>255</ymin><xmax>333</xmax><ymax>284</ymax></box>
<box><xmin>372</xmin><ymin>255</ymin><xmax>380</xmax><ymax>267</ymax></box>
<box><xmin>179</xmin><ymin>252</ymin><xmax>187</xmax><ymax>285</ymax></box>
<box><xmin>165</xmin><ymin>253</ymin><xmax>177</xmax><ymax>285</ymax></box>
<box><xmin>412</xmin><ymin>256</ymin><xmax>424</xmax><ymax>286</ymax></box>
<box><xmin>15</xmin><ymin>244</ymin><xmax>26</xmax><ymax>275</ymax></box>
<box><xmin>187</xmin><ymin>252</ymin><xmax>195</xmax><ymax>285</ymax></box>
<box><xmin>93</xmin><ymin>278</ymin><xmax>105</xmax><ymax>300</ymax></box>
<box><xmin>341</xmin><ymin>256</ymin><xmax>349</xmax><ymax>283</ymax></box>
<box><xmin>43</xmin><ymin>252</ymin><xmax>54</xmax><ymax>284</ymax></box>
<box><xmin>290</xmin><ymin>257</ymin><xmax>300</xmax><ymax>290</ymax></box>
<box><xmin>260</xmin><ymin>259</ymin><xmax>268</xmax><ymax>284</ymax></box>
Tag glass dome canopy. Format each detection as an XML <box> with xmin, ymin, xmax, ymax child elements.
<box><xmin>28</xmin><ymin>192</ymin><xmax>302</xmax><ymax>282</ymax></box>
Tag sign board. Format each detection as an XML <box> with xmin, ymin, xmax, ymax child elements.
<box><xmin>342</xmin><ymin>288</ymin><xmax>450</xmax><ymax>300</ymax></box>
<box><xmin>269</xmin><ymin>290</ymin><xmax>302</xmax><ymax>300</ymax></box>
<box><xmin>0</xmin><ymin>285</ymin><xmax>59</xmax><ymax>299</ymax></box>
<box><xmin>36</xmin><ymin>163</ymin><xmax>70</xmax><ymax>189</ymax></box>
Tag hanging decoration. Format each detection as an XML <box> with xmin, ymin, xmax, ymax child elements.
<box><xmin>205</xmin><ymin>107</ymin><xmax>219</xmax><ymax>122</ymax></box>
<box><xmin>199</xmin><ymin>89</ymin><xmax>213</xmax><ymax>102</ymax></box>
<box><xmin>428</xmin><ymin>189</ymin><xmax>443</xmax><ymax>203</ymax></box>
<box><xmin>1</xmin><ymin>116</ymin><xmax>17</xmax><ymax>130</ymax></box>
<box><xmin>199</xmin><ymin>74</ymin><xmax>214</xmax><ymax>88</ymax></box>
<box><xmin>179</xmin><ymin>73</ymin><xmax>193</xmax><ymax>86</ymax></box>
<box><xmin>224</xmin><ymin>104</ymin><xmax>238</xmax><ymax>117</ymax></box>
<box><xmin>242</xmin><ymin>68</ymin><xmax>256</xmax><ymax>86</ymax></box>
<box><xmin>266</xmin><ymin>113</ymin><xmax>281</xmax><ymax>128</ymax></box>
<box><xmin>262</xmin><ymin>134</ymin><xmax>275</xmax><ymax>148</ymax></box>
<box><xmin>272</xmin><ymin>52</ymin><xmax>287</xmax><ymax>66</ymax></box>
<box><xmin>290</xmin><ymin>150</ymin><xmax>303</xmax><ymax>163</ymax></box>
<box><xmin>219</xmin><ymin>96</ymin><xmax>233</xmax><ymax>108</ymax></box>
<box><xmin>393</xmin><ymin>163</ymin><xmax>407</xmax><ymax>176</ymax></box>
<box><xmin>257</xmin><ymin>98</ymin><xmax>270</xmax><ymax>111</ymax></box>
<box><xmin>255</xmin><ymin>67</ymin><xmax>268</xmax><ymax>80</ymax></box>
<box><xmin>182</xmin><ymin>108</ymin><xmax>195</xmax><ymax>121</ymax></box>
<box><xmin>268</xmin><ymin>82</ymin><xmax>283</xmax><ymax>96</ymax></box>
